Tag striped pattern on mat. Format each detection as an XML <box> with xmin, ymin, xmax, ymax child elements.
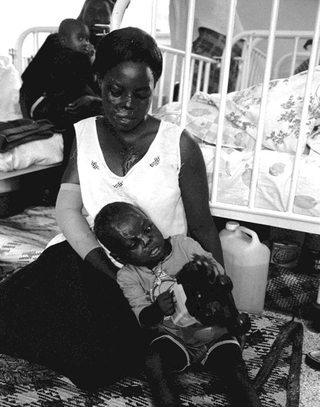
<box><xmin>0</xmin><ymin>312</ymin><xmax>293</xmax><ymax>407</ymax></box>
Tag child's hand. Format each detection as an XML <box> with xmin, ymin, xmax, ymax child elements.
<box><xmin>84</xmin><ymin>44</ymin><xmax>96</xmax><ymax>64</ymax></box>
<box><xmin>156</xmin><ymin>291</ymin><xmax>175</xmax><ymax>316</ymax></box>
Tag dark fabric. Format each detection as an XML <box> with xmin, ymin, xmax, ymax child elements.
<box><xmin>192</xmin><ymin>27</ymin><xmax>243</xmax><ymax>94</ymax></box>
<box><xmin>31</xmin><ymin>49</ymin><xmax>100</xmax><ymax>131</ymax></box>
<box><xmin>0</xmin><ymin>119</ymin><xmax>55</xmax><ymax>152</ymax></box>
<box><xmin>20</xmin><ymin>34</ymin><xmax>62</xmax><ymax>118</ymax></box>
<box><xmin>19</xmin><ymin>33</ymin><xmax>101</xmax><ymax>131</ymax></box>
<box><xmin>0</xmin><ymin>240</ymin><xmax>146</xmax><ymax>390</ymax></box>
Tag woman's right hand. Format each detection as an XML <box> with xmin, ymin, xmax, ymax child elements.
<box><xmin>84</xmin><ymin>247</ymin><xmax>119</xmax><ymax>280</ymax></box>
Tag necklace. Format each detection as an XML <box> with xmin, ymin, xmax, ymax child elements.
<box><xmin>101</xmin><ymin>117</ymin><xmax>142</xmax><ymax>175</ymax></box>
<box><xmin>120</xmin><ymin>146</ymin><xmax>140</xmax><ymax>175</ymax></box>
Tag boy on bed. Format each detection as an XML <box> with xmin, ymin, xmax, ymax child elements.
<box><xmin>29</xmin><ymin>18</ymin><xmax>100</xmax><ymax>132</ymax></box>
<box><xmin>19</xmin><ymin>0</ymin><xmax>115</xmax><ymax>126</ymax></box>
<box><xmin>94</xmin><ymin>202</ymin><xmax>262</xmax><ymax>407</ymax></box>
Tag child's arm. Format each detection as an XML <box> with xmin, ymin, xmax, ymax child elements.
<box><xmin>117</xmin><ymin>270</ymin><xmax>176</xmax><ymax>329</ymax></box>
<box><xmin>139</xmin><ymin>291</ymin><xmax>175</xmax><ymax>328</ymax></box>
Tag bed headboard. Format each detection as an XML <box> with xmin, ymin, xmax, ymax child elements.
<box><xmin>14</xmin><ymin>26</ymin><xmax>58</xmax><ymax>75</ymax></box>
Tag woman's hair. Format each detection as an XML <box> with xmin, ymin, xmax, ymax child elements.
<box><xmin>93</xmin><ymin>27</ymin><xmax>163</xmax><ymax>85</ymax></box>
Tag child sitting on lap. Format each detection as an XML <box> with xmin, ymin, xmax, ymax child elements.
<box><xmin>94</xmin><ymin>201</ymin><xmax>262</xmax><ymax>407</ymax></box>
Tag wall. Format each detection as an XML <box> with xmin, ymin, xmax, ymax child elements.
<box><xmin>238</xmin><ymin>0</ymin><xmax>318</xmax><ymax>32</ymax></box>
<box><xmin>237</xmin><ymin>0</ymin><xmax>319</xmax><ymax>77</ymax></box>
<box><xmin>0</xmin><ymin>0</ymin><xmax>169</xmax><ymax>57</ymax></box>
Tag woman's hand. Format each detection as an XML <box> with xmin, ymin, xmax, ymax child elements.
<box><xmin>84</xmin><ymin>247</ymin><xmax>119</xmax><ymax>280</ymax></box>
<box><xmin>65</xmin><ymin>95</ymin><xmax>103</xmax><ymax>121</ymax></box>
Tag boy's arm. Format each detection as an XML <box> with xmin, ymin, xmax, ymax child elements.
<box><xmin>138</xmin><ymin>301</ymin><xmax>165</xmax><ymax>328</ymax></box>
<box><xmin>117</xmin><ymin>270</ymin><xmax>175</xmax><ymax>329</ymax></box>
<box><xmin>139</xmin><ymin>291</ymin><xmax>175</xmax><ymax>328</ymax></box>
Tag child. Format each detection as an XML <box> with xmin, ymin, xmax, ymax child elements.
<box><xmin>29</xmin><ymin>18</ymin><xmax>100</xmax><ymax>131</ymax></box>
<box><xmin>94</xmin><ymin>202</ymin><xmax>262</xmax><ymax>407</ymax></box>
<box><xmin>58</xmin><ymin>18</ymin><xmax>96</xmax><ymax>63</ymax></box>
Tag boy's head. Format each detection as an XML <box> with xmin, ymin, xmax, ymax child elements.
<box><xmin>94</xmin><ymin>202</ymin><xmax>169</xmax><ymax>268</ymax></box>
<box><xmin>58</xmin><ymin>18</ymin><xmax>91</xmax><ymax>54</ymax></box>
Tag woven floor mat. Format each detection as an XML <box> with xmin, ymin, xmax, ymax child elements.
<box><xmin>0</xmin><ymin>312</ymin><xmax>295</xmax><ymax>407</ymax></box>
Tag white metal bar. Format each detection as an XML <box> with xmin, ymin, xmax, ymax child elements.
<box><xmin>211</xmin><ymin>0</ymin><xmax>237</xmax><ymax>203</ymax></box>
<box><xmin>210</xmin><ymin>202</ymin><xmax>320</xmax><ymax>234</ymax></box>
<box><xmin>150</xmin><ymin>0</ymin><xmax>158</xmax><ymax>38</ymax></box>
<box><xmin>286</xmin><ymin>0</ymin><xmax>320</xmax><ymax>213</ymax></box>
<box><xmin>179</xmin><ymin>0</ymin><xmax>196</xmax><ymax>128</ymax></box>
<box><xmin>168</xmin><ymin>54</ymin><xmax>178</xmax><ymax>102</ymax></box>
<box><xmin>289</xmin><ymin>37</ymin><xmax>300</xmax><ymax>76</ymax></box>
<box><xmin>203</xmin><ymin>62</ymin><xmax>212</xmax><ymax>93</ymax></box>
<box><xmin>195</xmin><ymin>60</ymin><xmax>203</xmax><ymax>93</ymax></box>
<box><xmin>110</xmin><ymin>0</ymin><xmax>131</xmax><ymax>31</ymax></box>
<box><xmin>156</xmin><ymin>49</ymin><xmax>166</xmax><ymax>108</ymax></box>
<box><xmin>248</xmin><ymin>0</ymin><xmax>280</xmax><ymax>208</ymax></box>
<box><xmin>14</xmin><ymin>26</ymin><xmax>57</xmax><ymax>74</ymax></box>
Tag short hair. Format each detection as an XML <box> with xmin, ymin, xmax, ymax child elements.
<box><xmin>58</xmin><ymin>18</ymin><xmax>87</xmax><ymax>38</ymax></box>
<box><xmin>94</xmin><ymin>201</ymin><xmax>138</xmax><ymax>254</ymax></box>
<box><xmin>78</xmin><ymin>0</ymin><xmax>116</xmax><ymax>21</ymax></box>
<box><xmin>93</xmin><ymin>27</ymin><xmax>163</xmax><ymax>85</ymax></box>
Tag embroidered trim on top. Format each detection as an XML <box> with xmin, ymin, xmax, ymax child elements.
<box><xmin>113</xmin><ymin>181</ymin><xmax>123</xmax><ymax>188</ymax></box>
<box><xmin>150</xmin><ymin>156</ymin><xmax>160</xmax><ymax>167</ymax></box>
<box><xmin>91</xmin><ymin>161</ymin><xmax>99</xmax><ymax>170</ymax></box>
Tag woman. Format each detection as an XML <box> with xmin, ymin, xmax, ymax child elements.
<box><xmin>0</xmin><ymin>27</ymin><xmax>224</xmax><ymax>392</ymax></box>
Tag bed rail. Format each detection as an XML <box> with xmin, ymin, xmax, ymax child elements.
<box><xmin>12</xmin><ymin>0</ymin><xmax>320</xmax><ymax>234</ymax></box>
<box><xmin>211</xmin><ymin>0</ymin><xmax>320</xmax><ymax>233</ymax></box>
<box><xmin>14</xmin><ymin>26</ymin><xmax>57</xmax><ymax>75</ymax></box>
<box><xmin>231</xmin><ymin>29</ymin><xmax>317</xmax><ymax>88</ymax></box>
<box><xmin>155</xmin><ymin>45</ymin><xmax>219</xmax><ymax>107</ymax></box>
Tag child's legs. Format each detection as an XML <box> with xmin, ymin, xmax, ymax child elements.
<box><xmin>204</xmin><ymin>342</ymin><xmax>262</xmax><ymax>407</ymax></box>
<box><xmin>144</xmin><ymin>336</ymin><xmax>189</xmax><ymax>407</ymax></box>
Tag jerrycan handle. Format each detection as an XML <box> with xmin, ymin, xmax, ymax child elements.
<box><xmin>237</xmin><ymin>226</ymin><xmax>259</xmax><ymax>245</ymax></box>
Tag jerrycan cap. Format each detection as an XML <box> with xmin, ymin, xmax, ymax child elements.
<box><xmin>225</xmin><ymin>221</ymin><xmax>240</xmax><ymax>231</ymax></box>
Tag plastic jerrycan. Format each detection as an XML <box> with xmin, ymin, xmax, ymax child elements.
<box><xmin>219</xmin><ymin>221</ymin><xmax>270</xmax><ymax>314</ymax></box>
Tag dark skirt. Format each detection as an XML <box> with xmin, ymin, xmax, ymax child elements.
<box><xmin>0</xmin><ymin>241</ymin><xmax>145</xmax><ymax>390</ymax></box>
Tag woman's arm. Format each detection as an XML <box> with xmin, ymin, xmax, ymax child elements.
<box><xmin>179</xmin><ymin>130</ymin><xmax>224</xmax><ymax>266</ymax></box>
<box><xmin>56</xmin><ymin>140</ymin><xmax>117</xmax><ymax>279</ymax></box>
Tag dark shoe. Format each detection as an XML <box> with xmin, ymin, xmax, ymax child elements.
<box><xmin>305</xmin><ymin>350</ymin><xmax>320</xmax><ymax>370</ymax></box>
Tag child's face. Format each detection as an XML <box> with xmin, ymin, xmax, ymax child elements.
<box><xmin>64</xmin><ymin>25</ymin><xmax>91</xmax><ymax>54</ymax></box>
<box><xmin>112</xmin><ymin>207</ymin><xmax>168</xmax><ymax>269</ymax></box>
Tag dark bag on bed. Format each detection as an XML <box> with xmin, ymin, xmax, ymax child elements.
<box><xmin>0</xmin><ymin>118</ymin><xmax>55</xmax><ymax>152</ymax></box>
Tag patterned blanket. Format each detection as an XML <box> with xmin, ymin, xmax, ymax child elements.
<box><xmin>0</xmin><ymin>312</ymin><xmax>299</xmax><ymax>407</ymax></box>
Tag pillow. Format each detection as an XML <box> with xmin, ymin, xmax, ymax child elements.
<box><xmin>0</xmin><ymin>56</ymin><xmax>22</xmax><ymax>121</ymax></box>
<box><xmin>154</xmin><ymin>92</ymin><xmax>256</xmax><ymax>151</ymax></box>
<box><xmin>0</xmin><ymin>133</ymin><xmax>63</xmax><ymax>172</ymax></box>
<box><xmin>0</xmin><ymin>206</ymin><xmax>60</xmax><ymax>267</ymax></box>
<box><xmin>229</xmin><ymin>66</ymin><xmax>320</xmax><ymax>154</ymax></box>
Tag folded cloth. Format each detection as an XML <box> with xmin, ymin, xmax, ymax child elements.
<box><xmin>0</xmin><ymin>118</ymin><xmax>55</xmax><ymax>152</ymax></box>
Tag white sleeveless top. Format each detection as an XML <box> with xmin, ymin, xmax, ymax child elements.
<box><xmin>74</xmin><ymin>116</ymin><xmax>187</xmax><ymax>239</ymax></box>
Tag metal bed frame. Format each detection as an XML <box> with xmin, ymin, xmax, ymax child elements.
<box><xmin>11</xmin><ymin>0</ymin><xmax>320</xmax><ymax>234</ymax></box>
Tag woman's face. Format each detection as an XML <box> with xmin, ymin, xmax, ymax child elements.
<box><xmin>100</xmin><ymin>61</ymin><xmax>155</xmax><ymax>132</ymax></box>
<box><xmin>82</xmin><ymin>0</ymin><xmax>113</xmax><ymax>29</ymax></box>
